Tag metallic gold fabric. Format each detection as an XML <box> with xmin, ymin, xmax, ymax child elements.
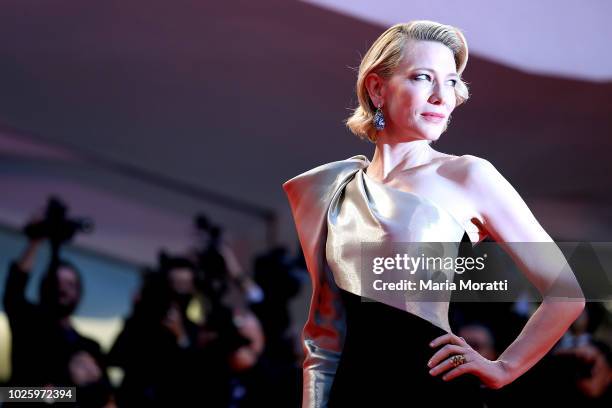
<box><xmin>283</xmin><ymin>155</ymin><xmax>467</xmax><ymax>408</ymax></box>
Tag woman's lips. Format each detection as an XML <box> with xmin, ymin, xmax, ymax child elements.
<box><xmin>420</xmin><ymin>113</ymin><xmax>446</xmax><ymax>123</ymax></box>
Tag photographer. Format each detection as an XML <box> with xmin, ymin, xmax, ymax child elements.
<box><xmin>193</xmin><ymin>214</ymin><xmax>263</xmax><ymax>307</ymax></box>
<box><xmin>108</xmin><ymin>254</ymin><xmax>204</xmax><ymax>406</ymax></box>
<box><xmin>545</xmin><ymin>305</ymin><xmax>612</xmax><ymax>407</ymax></box>
<box><xmin>531</xmin><ymin>338</ymin><xmax>611</xmax><ymax>407</ymax></box>
<box><xmin>3</xmin><ymin>200</ymin><xmax>114</xmax><ymax>406</ymax></box>
<box><xmin>191</xmin><ymin>215</ymin><xmax>267</xmax><ymax>406</ymax></box>
<box><xmin>3</xmin><ymin>226</ymin><xmax>109</xmax><ymax>391</ymax></box>
<box><xmin>4</xmin><ymin>238</ymin><xmax>86</xmax><ymax>385</ymax></box>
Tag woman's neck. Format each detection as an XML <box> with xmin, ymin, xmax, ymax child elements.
<box><xmin>367</xmin><ymin>137</ymin><xmax>438</xmax><ymax>182</ymax></box>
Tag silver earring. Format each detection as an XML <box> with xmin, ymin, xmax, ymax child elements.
<box><xmin>373</xmin><ymin>103</ymin><xmax>385</xmax><ymax>130</ymax></box>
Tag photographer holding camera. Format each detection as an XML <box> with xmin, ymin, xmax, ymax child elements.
<box><xmin>107</xmin><ymin>253</ymin><xmax>204</xmax><ymax>406</ymax></box>
<box><xmin>2</xmin><ymin>198</ymin><xmax>114</xmax><ymax>406</ymax></box>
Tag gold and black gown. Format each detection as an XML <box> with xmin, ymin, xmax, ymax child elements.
<box><xmin>283</xmin><ymin>155</ymin><xmax>484</xmax><ymax>407</ymax></box>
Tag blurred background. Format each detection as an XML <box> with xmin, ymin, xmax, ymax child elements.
<box><xmin>1</xmin><ymin>0</ymin><xmax>611</xmax><ymax>406</ymax></box>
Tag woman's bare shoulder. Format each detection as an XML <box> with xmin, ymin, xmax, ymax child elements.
<box><xmin>440</xmin><ymin>153</ymin><xmax>491</xmax><ymax>166</ymax></box>
<box><xmin>438</xmin><ymin>154</ymin><xmax>498</xmax><ymax>181</ymax></box>
<box><xmin>441</xmin><ymin>154</ymin><xmax>518</xmax><ymax>211</ymax></box>
<box><xmin>437</xmin><ymin>153</ymin><xmax>506</xmax><ymax>208</ymax></box>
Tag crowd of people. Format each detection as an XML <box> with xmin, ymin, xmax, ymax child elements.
<box><xmin>1</xmin><ymin>197</ymin><xmax>611</xmax><ymax>407</ymax></box>
<box><xmin>1</xmin><ymin>200</ymin><xmax>304</xmax><ymax>407</ymax></box>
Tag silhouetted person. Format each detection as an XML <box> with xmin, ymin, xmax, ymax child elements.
<box><xmin>109</xmin><ymin>255</ymin><xmax>212</xmax><ymax>406</ymax></box>
<box><xmin>3</xmin><ymin>235</ymin><xmax>113</xmax><ymax>406</ymax></box>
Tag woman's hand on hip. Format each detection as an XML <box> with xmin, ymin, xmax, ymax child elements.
<box><xmin>427</xmin><ymin>332</ymin><xmax>511</xmax><ymax>390</ymax></box>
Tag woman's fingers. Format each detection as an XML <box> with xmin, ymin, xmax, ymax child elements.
<box><xmin>427</xmin><ymin>333</ymin><xmax>477</xmax><ymax>381</ymax></box>
<box><xmin>428</xmin><ymin>344</ymin><xmax>465</xmax><ymax>370</ymax></box>
<box><xmin>429</xmin><ymin>333</ymin><xmax>467</xmax><ymax>348</ymax></box>
<box><xmin>438</xmin><ymin>361</ymin><xmax>475</xmax><ymax>381</ymax></box>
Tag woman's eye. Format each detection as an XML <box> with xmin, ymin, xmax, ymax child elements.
<box><xmin>414</xmin><ymin>74</ymin><xmax>431</xmax><ymax>81</ymax></box>
<box><xmin>413</xmin><ymin>74</ymin><xmax>457</xmax><ymax>87</ymax></box>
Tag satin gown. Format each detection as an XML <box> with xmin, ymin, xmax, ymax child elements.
<box><xmin>283</xmin><ymin>155</ymin><xmax>484</xmax><ymax>407</ymax></box>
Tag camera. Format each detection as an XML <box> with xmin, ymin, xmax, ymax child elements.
<box><xmin>23</xmin><ymin>196</ymin><xmax>94</xmax><ymax>246</ymax></box>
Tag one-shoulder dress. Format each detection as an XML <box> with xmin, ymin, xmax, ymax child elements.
<box><xmin>283</xmin><ymin>155</ymin><xmax>485</xmax><ymax>408</ymax></box>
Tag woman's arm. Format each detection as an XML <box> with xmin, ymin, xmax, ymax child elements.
<box><xmin>473</xmin><ymin>157</ymin><xmax>585</xmax><ymax>382</ymax></box>
<box><xmin>428</xmin><ymin>156</ymin><xmax>585</xmax><ymax>388</ymax></box>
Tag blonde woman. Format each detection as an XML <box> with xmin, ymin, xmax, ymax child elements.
<box><xmin>283</xmin><ymin>20</ymin><xmax>585</xmax><ymax>407</ymax></box>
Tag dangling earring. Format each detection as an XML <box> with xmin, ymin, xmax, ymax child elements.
<box><xmin>373</xmin><ymin>103</ymin><xmax>385</xmax><ymax>130</ymax></box>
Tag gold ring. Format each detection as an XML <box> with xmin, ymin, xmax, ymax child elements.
<box><xmin>450</xmin><ymin>354</ymin><xmax>466</xmax><ymax>368</ymax></box>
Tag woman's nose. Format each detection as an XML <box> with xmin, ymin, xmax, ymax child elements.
<box><xmin>428</xmin><ymin>86</ymin><xmax>445</xmax><ymax>105</ymax></box>
<box><xmin>428</xmin><ymin>82</ymin><xmax>451</xmax><ymax>106</ymax></box>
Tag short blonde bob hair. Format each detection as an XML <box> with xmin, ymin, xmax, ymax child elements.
<box><xmin>346</xmin><ymin>20</ymin><xmax>470</xmax><ymax>143</ymax></box>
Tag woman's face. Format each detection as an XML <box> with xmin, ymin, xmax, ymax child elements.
<box><xmin>378</xmin><ymin>40</ymin><xmax>459</xmax><ymax>142</ymax></box>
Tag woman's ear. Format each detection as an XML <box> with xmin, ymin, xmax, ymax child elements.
<box><xmin>364</xmin><ymin>72</ymin><xmax>385</xmax><ymax>107</ymax></box>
